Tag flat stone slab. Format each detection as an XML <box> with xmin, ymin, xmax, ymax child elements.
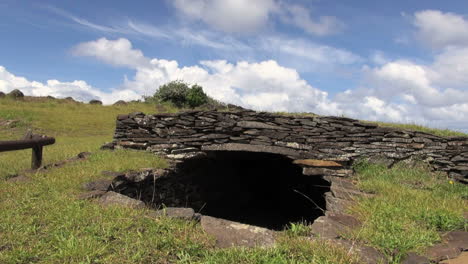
<box><xmin>6</xmin><ymin>175</ymin><xmax>31</xmax><ymax>183</ymax></box>
<box><xmin>293</xmin><ymin>159</ymin><xmax>343</xmax><ymax>167</ymax></box>
<box><xmin>425</xmin><ymin>230</ymin><xmax>468</xmax><ymax>261</ymax></box>
<box><xmin>310</xmin><ymin>215</ymin><xmax>358</xmax><ymax>239</ymax></box>
<box><xmin>200</xmin><ymin>215</ymin><xmax>276</xmax><ymax>248</ymax></box>
<box><xmin>202</xmin><ymin>143</ymin><xmax>299</xmax><ymax>158</ymax></box>
<box><xmin>77</xmin><ymin>190</ymin><xmax>107</xmax><ymax>200</ymax></box>
<box><xmin>401</xmin><ymin>253</ymin><xmax>431</xmax><ymax>264</ymax></box>
<box><xmin>82</xmin><ymin>179</ymin><xmax>113</xmax><ymax>191</ymax></box>
<box><xmin>330</xmin><ymin>239</ymin><xmax>388</xmax><ymax>264</ymax></box>
<box><xmin>439</xmin><ymin>251</ymin><xmax>468</xmax><ymax>264</ymax></box>
<box><xmin>97</xmin><ymin>191</ymin><xmax>145</xmax><ymax>209</ymax></box>
<box><xmin>148</xmin><ymin>207</ymin><xmax>200</xmax><ymax>221</ymax></box>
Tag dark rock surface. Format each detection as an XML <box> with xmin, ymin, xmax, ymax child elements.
<box><xmin>0</xmin><ymin>91</ymin><xmax>5</xmax><ymax>98</ymax></box>
<box><xmin>89</xmin><ymin>99</ymin><xmax>103</xmax><ymax>105</ymax></box>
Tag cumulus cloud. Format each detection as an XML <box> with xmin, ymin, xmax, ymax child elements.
<box><xmin>72</xmin><ymin>38</ymin><xmax>151</xmax><ymax>68</ymax></box>
<box><xmin>172</xmin><ymin>0</ymin><xmax>278</xmax><ymax>33</ymax></box>
<box><xmin>0</xmin><ymin>66</ymin><xmax>141</xmax><ymax>104</ymax></box>
<box><xmin>413</xmin><ymin>10</ymin><xmax>468</xmax><ymax>49</ymax></box>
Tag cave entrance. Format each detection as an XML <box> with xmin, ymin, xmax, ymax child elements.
<box><xmin>157</xmin><ymin>151</ymin><xmax>331</xmax><ymax>230</ymax></box>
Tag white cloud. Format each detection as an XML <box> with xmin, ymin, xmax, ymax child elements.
<box><xmin>72</xmin><ymin>38</ymin><xmax>151</xmax><ymax>68</ymax></box>
<box><xmin>0</xmin><ymin>66</ymin><xmax>140</xmax><ymax>104</ymax></box>
<box><xmin>413</xmin><ymin>10</ymin><xmax>468</xmax><ymax>49</ymax></box>
<box><xmin>172</xmin><ymin>0</ymin><xmax>278</xmax><ymax>33</ymax></box>
<box><xmin>430</xmin><ymin>47</ymin><xmax>468</xmax><ymax>88</ymax></box>
<box><xmin>279</xmin><ymin>4</ymin><xmax>344</xmax><ymax>36</ymax></box>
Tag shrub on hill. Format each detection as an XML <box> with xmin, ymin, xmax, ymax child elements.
<box><xmin>147</xmin><ymin>80</ymin><xmax>223</xmax><ymax>109</ymax></box>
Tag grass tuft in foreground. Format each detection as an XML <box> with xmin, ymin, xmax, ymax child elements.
<box><xmin>348</xmin><ymin>160</ymin><xmax>468</xmax><ymax>263</ymax></box>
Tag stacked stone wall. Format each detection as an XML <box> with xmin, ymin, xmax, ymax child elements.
<box><xmin>110</xmin><ymin>110</ymin><xmax>468</xmax><ymax>183</ymax></box>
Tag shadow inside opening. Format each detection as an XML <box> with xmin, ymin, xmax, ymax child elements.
<box><xmin>126</xmin><ymin>151</ymin><xmax>331</xmax><ymax>230</ymax></box>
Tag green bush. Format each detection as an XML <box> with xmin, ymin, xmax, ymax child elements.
<box><xmin>150</xmin><ymin>80</ymin><xmax>210</xmax><ymax>108</ymax></box>
<box><xmin>186</xmin><ymin>84</ymin><xmax>208</xmax><ymax>107</ymax></box>
<box><xmin>153</xmin><ymin>80</ymin><xmax>190</xmax><ymax>107</ymax></box>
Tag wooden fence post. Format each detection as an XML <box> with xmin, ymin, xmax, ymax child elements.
<box><xmin>32</xmin><ymin>145</ymin><xmax>43</xmax><ymax>169</ymax></box>
<box><xmin>0</xmin><ymin>133</ymin><xmax>55</xmax><ymax>170</ymax></box>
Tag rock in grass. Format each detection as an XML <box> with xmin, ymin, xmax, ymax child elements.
<box><xmin>0</xmin><ymin>91</ymin><xmax>5</xmax><ymax>98</ymax></box>
<box><xmin>113</xmin><ymin>100</ymin><xmax>127</xmax><ymax>106</ymax></box>
<box><xmin>97</xmin><ymin>191</ymin><xmax>145</xmax><ymax>209</ymax></box>
<box><xmin>200</xmin><ymin>215</ymin><xmax>276</xmax><ymax>248</ymax></box>
<box><xmin>77</xmin><ymin>190</ymin><xmax>107</xmax><ymax>200</ymax></box>
<box><xmin>82</xmin><ymin>179</ymin><xmax>113</xmax><ymax>191</ymax></box>
<box><xmin>148</xmin><ymin>207</ymin><xmax>199</xmax><ymax>221</ymax></box>
<box><xmin>7</xmin><ymin>89</ymin><xmax>24</xmax><ymax>99</ymax></box>
<box><xmin>89</xmin><ymin>99</ymin><xmax>103</xmax><ymax>105</ymax></box>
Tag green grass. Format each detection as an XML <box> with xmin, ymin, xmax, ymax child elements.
<box><xmin>367</xmin><ymin>121</ymin><xmax>468</xmax><ymax>137</ymax></box>
<box><xmin>348</xmin><ymin>161</ymin><xmax>468</xmax><ymax>263</ymax></box>
<box><xmin>0</xmin><ymin>98</ymin><xmax>359</xmax><ymax>263</ymax></box>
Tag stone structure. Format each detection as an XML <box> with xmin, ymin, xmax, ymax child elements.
<box><xmin>108</xmin><ymin>110</ymin><xmax>468</xmax><ymax>183</ymax></box>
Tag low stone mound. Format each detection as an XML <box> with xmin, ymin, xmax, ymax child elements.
<box><xmin>0</xmin><ymin>91</ymin><xmax>5</xmax><ymax>98</ymax></box>
<box><xmin>89</xmin><ymin>99</ymin><xmax>103</xmax><ymax>105</ymax></box>
<box><xmin>7</xmin><ymin>89</ymin><xmax>24</xmax><ymax>99</ymax></box>
<box><xmin>113</xmin><ymin>100</ymin><xmax>127</xmax><ymax>106</ymax></box>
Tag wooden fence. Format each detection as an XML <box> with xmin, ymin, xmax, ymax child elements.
<box><xmin>0</xmin><ymin>131</ymin><xmax>55</xmax><ymax>169</ymax></box>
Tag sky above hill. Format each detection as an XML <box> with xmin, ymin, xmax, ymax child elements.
<box><xmin>1</xmin><ymin>0</ymin><xmax>468</xmax><ymax>131</ymax></box>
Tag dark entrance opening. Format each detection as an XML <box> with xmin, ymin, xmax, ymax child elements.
<box><xmin>123</xmin><ymin>151</ymin><xmax>331</xmax><ymax>230</ymax></box>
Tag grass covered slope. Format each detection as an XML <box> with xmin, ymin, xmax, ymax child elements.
<box><xmin>348</xmin><ymin>161</ymin><xmax>467</xmax><ymax>262</ymax></box>
<box><xmin>0</xmin><ymin>98</ymin><xmax>359</xmax><ymax>264</ymax></box>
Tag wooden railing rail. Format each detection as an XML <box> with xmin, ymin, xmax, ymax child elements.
<box><xmin>0</xmin><ymin>132</ymin><xmax>55</xmax><ymax>169</ymax></box>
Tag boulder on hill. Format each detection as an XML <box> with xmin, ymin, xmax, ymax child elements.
<box><xmin>89</xmin><ymin>99</ymin><xmax>103</xmax><ymax>105</ymax></box>
<box><xmin>113</xmin><ymin>100</ymin><xmax>127</xmax><ymax>106</ymax></box>
<box><xmin>46</xmin><ymin>95</ymin><xmax>55</xmax><ymax>99</ymax></box>
<box><xmin>0</xmin><ymin>91</ymin><xmax>5</xmax><ymax>98</ymax></box>
<box><xmin>65</xmin><ymin>97</ymin><xmax>74</xmax><ymax>100</ymax></box>
<box><xmin>7</xmin><ymin>89</ymin><xmax>24</xmax><ymax>99</ymax></box>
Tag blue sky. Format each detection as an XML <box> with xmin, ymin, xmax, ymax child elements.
<box><xmin>1</xmin><ymin>0</ymin><xmax>468</xmax><ymax>131</ymax></box>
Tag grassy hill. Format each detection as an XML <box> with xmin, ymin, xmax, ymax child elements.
<box><xmin>0</xmin><ymin>97</ymin><xmax>467</xmax><ymax>263</ymax></box>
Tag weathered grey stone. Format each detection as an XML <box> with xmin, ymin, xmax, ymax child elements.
<box><xmin>82</xmin><ymin>179</ymin><xmax>113</xmax><ymax>191</ymax></box>
<box><xmin>401</xmin><ymin>253</ymin><xmax>431</xmax><ymax>264</ymax></box>
<box><xmin>7</xmin><ymin>89</ymin><xmax>24</xmax><ymax>99</ymax></box>
<box><xmin>200</xmin><ymin>216</ymin><xmax>276</xmax><ymax>248</ymax></box>
<box><xmin>293</xmin><ymin>159</ymin><xmax>342</xmax><ymax>167</ymax></box>
<box><xmin>148</xmin><ymin>207</ymin><xmax>198</xmax><ymax>220</ymax></box>
<box><xmin>236</xmin><ymin>121</ymin><xmax>288</xmax><ymax>131</ymax></box>
<box><xmin>310</xmin><ymin>216</ymin><xmax>348</xmax><ymax>239</ymax></box>
<box><xmin>77</xmin><ymin>190</ymin><xmax>107</xmax><ymax>200</ymax></box>
<box><xmin>110</xmin><ymin>110</ymin><xmax>468</xmax><ymax>183</ymax></box>
<box><xmin>89</xmin><ymin>99</ymin><xmax>102</xmax><ymax>105</ymax></box>
<box><xmin>202</xmin><ymin>143</ymin><xmax>299</xmax><ymax>157</ymax></box>
<box><xmin>98</xmin><ymin>191</ymin><xmax>145</xmax><ymax>208</ymax></box>
<box><xmin>113</xmin><ymin>100</ymin><xmax>127</xmax><ymax>106</ymax></box>
<box><xmin>330</xmin><ymin>239</ymin><xmax>388</xmax><ymax>264</ymax></box>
